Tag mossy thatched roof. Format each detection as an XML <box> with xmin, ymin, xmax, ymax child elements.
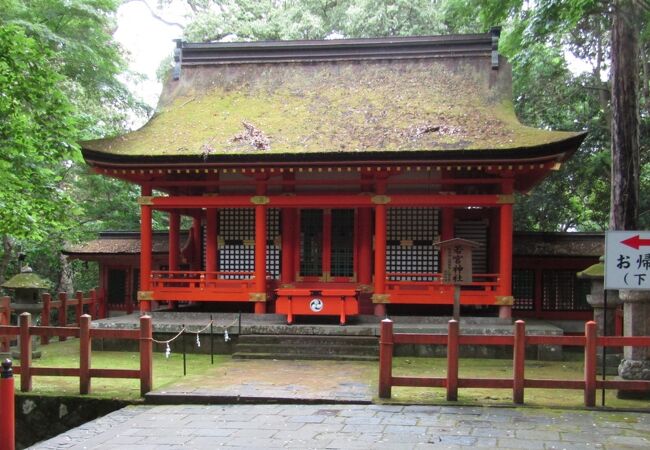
<box><xmin>82</xmin><ymin>35</ymin><xmax>584</xmax><ymax>162</ymax></box>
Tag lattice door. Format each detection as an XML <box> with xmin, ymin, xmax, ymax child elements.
<box><xmin>513</xmin><ymin>269</ymin><xmax>535</xmax><ymax>311</ymax></box>
<box><xmin>387</xmin><ymin>208</ymin><xmax>439</xmax><ymax>281</ymax></box>
<box><xmin>454</xmin><ymin>220</ymin><xmax>488</xmax><ymax>274</ymax></box>
<box><xmin>217</xmin><ymin>208</ymin><xmax>280</xmax><ymax>279</ymax></box>
<box><xmin>331</xmin><ymin>209</ymin><xmax>355</xmax><ymax>278</ymax></box>
<box><xmin>299</xmin><ymin>209</ymin><xmax>323</xmax><ymax>277</ymax></box>
<box><xmin>542</xmin><ymin>270</ymin><xmax>591</xmax><ymax>311</ymax></box>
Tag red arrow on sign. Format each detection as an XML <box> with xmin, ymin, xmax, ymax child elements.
<box><xmin>621</xmin><ymin>235</ymin><xmax>650</xmax><ymax>250</ymax></box>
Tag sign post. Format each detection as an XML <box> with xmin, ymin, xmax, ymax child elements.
<box><xmin>605</xmin><ymin>231</ymin><xmax>650</xmax><ymax>290</ymax></box>
<box><xmin>438</xmin><ymin>238</ymin><xmax>480</xmax><ymax>321</ymax></box>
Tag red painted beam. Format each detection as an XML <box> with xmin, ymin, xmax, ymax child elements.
<box><xmin>149</xmin><ymin>193</ymin><xmax>511</xmax><ymax>209</ymax></box>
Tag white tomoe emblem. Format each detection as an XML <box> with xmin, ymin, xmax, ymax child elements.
<box><xmin>309</xmin><ymin>298</ymin><xmax>324</xmax><ymax>312</ymax></box>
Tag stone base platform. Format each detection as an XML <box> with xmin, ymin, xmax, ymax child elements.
<box><xmin>90</xmin><ymin>312</ymin><xmax>565</xmax><ymax>360</ymax></box>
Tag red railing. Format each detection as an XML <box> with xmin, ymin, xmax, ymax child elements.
<box><xmin>385</xmin><ymin>273</ymin><xmax>499</xmax><ymax>305</ymax></box>
<box><xmin>0</xmin><ymin>312</ymin><xmax>152</xmax><ymax>396</ymax></box>
<box><xmin>40</xmin><ymin>290</ymin><xmax>103</xmax><ymax>345</ymax></box>
<box><xmin>378</xmin><ymin>319</ymin><xmax>650</xmax><ymax>407</ymax></box>
<box><xmin>150</xmin><ymin>270</ymin><xmax>255</xmax><ymax>302</ymax></box>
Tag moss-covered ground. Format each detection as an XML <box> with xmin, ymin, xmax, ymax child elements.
<box><xmin>385</xmin><ymin>356</ymin><xmax>650</xmax><ymax>410</ymax></box>
<box><xmin>15</xmin><ymin>339</ymin><xmax>227</xmax><ymax>401</ymax></box>
<box><xmin>11</xmin><ymin>340</ymin><xmax>650</xmax><ymax>410</ymax></box>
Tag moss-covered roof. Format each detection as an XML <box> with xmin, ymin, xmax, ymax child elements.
<box><xmin>82</xmin><ymin>35</ymin><xmax>584</xmax><ymax>162</ymax></box>
<box><xmin>63</xmin><ymin>231</ymin><xmax>188</xmax><ymax>256</ymax></box>
<box><xmin>2</xmin><ymin>272</ymin><xmax>51</xmax><ymax>290</ymax></box>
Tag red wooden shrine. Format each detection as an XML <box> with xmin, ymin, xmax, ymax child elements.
<box><xmin>79</xmin><ymin>31</ymin><xmax>585</xmax><ymax>323</ymax></box>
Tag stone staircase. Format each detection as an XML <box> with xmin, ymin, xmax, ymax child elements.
<box><xmin>232</xmin><ymin>334</ymin><xmax>379</xmax><ymax>361</ymax></box>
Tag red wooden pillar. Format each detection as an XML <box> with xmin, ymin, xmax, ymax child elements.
<box><xmin>75</xmin><ymin>291</ymin><xmax>83</xmax><ymax>325</ymax></box>
<box><xmin>281</xmin><ymin>208</ymin><xmax>296</xmax><ymax>284</ymax></box>
<box><xmin>378</xmin><ymin>319</ymin><xmax>394</xmax><ymax>398</ymax></box>
<box><xmin>41</xmin><ymin>293</ymin><xmax>50</xmax><ymax>345</ymax></box>
<box><xmin>140</xmin><ymin>185</ymin><xmax>153</xmax><ymax>313</ymax></box>
<box><xmin>447</xmin><ymin>319</ymin><xmax>459</xmax><ymax>401</ymax></box>
<box><xmin>206</xmin><ymin>208</ymin><xmax>218</xmax><ymax>281</ymax></box>
<box><xmin>584</xmin><ymin>321</ymin><xmax>597</xmax><ymax>407</ymax></box>
<box><xmin>140</xmin><ymin>315</ymin><xmax>153</xmax><ymax>396</ymax></box>
<box><xmin>498</xmin><ymin>181</ymin><xmax>514</xmax><ymax>319</ymax></box>
<box><xmin>79</xmin><ymin>314</ymin><xmax>91</xmax><ymax>395</ymax></box>
<box><xmin>19</xmin><ymin>313</ymin><xmax>32</xmax><ymax>392</ymax></box>
<box><xmin>59</xmin><ymin>292</ymin><xmax>68</xmax><ymax>340</ymax></box>
<box><xmin>253</xmin><ymin>181</ymin><xmax>267</xmax><ymax>314</ymax></box>
<box><xmin>373</xmin><ymin>180</ymin><xmax>388</xmax><ymax>317</ymax></box>
<box><xmin>441</xmin><ymin>208</ymin><xmax>454</xmax><ymax>241</ymax></box>
<box><xmin>358</xmin><ymin>208</ymin><xmax>372</xmax><ymax>286</ymax></box>
<box><xmin>168</xmin><ymin>211</ymin><xmax>180</xmax><ymax>271</ymax></box>
<box><xmin>513</xmin><ymin>320</ymin><xmax>526</xmax><ymax>404</ymax></box>
<box><xmin>191</xmin><ymin>215</ymin><xmax>202</xmax><ymax>271</ymax></box>
<box><xmin>0</xmin><ymin>359</ymin><xmax>15</xmax><ymax>450</ymax></box>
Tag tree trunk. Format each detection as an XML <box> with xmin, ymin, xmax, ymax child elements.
<box><xmin>58</xmin><ymin>253</ymin><xmax>75</xmax><ymax>295</ymax></box>
<box><xmin>0</xmin><ymin>235</ymin><xmax>14</xmax><ymax>285</ymax></box>
<box><xmin>610</xmin><ymin>0</ymin><xmax>640</xmax><ymax>231</ymax></box>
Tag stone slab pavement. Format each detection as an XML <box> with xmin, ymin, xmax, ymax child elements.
<box><xmin>30</xmin><ymin>403</ymin><xmax>650</xmax><ymax>449</ymax></box>
<box><xmin>145</xmin><ymin>359</ymin><xmax>375</xmax><ymax>404</ymax></box>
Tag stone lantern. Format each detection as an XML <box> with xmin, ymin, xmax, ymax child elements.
<box><xmin>1</xmin><ymin>265</ymin><xmax>51</xmax><ymax>359</ymax></box>
<box><xmin>578</xmin><ymin>256</ymin><xmax>622</xmax><ymax>374</ymax></box>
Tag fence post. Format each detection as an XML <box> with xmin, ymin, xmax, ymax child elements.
<box><xmin>0</xmin><ymin>296</ymin><xmax>10</xmax><ymax>352</ymax></box>
<box><xmin>89</xmin><ymin>289</ymin><xmax>97</xmax><ymax>319</ymax></box>
<box><xmin>79</xmin><ymin>314</ymin><xmax>91</xmax><ymax>395</ymax></box>
<box><xmin>41</xmin><ymin>293</ymin><xmax>51</xmax><ymax>345</ymax></box>
<box><xmin>584</xmin><ymin>321</ymin><xmax>597</xmax><ymax>407</ymax></box>
<box><xmin>59</xmin><ymin>292</ymin><xmax>68</xmax><ymax>341</ymax></box>
<box><xmin>19</xmin><ymin>313</ymin><xmax>32</xmax><ymax>392</ymax></box>
<box><xmin>513</xmin><ymin>320</ymin><xmax>526</xmax><ymax>404</ymax></box>
<box><xmin>378</xmin><ymin>319</ymin><xmax>394</xmax><ymax>399</ymax></box>
<box><xmin>75</xmin><ymin>291</ymin><xmax>84</xmax><ymax>325</ymax></box>
<box><xmin>0</xmin><ymin>359</ymin><xmax>15</xmax><ymax>450</ymax></box>
<box><xmin>447</xmin><ymin>320</ymin><xmax>459</xmax><ymax>401</ymax></box>
<box><xmin>139</xmin><ymin>315</ymin><xmax>153</xmax><ymax>396</ymax></box>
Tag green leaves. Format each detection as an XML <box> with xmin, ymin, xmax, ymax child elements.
<box><xmin>0</xmin><ymin>24</ymin><xmax>79</xmax><ymax>241</ymax></box>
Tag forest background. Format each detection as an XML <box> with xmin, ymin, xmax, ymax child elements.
<box><xmin>0</xmin><ymin>0</ymin><xmax>648</xmax><ymax>293</ymax></box>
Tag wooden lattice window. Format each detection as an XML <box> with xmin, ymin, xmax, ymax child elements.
<box><xmin>542</xmin><ymin>270</ymin><xmax>591</xmax><ymax>311</ymax></box>
<box><xmin>299</xmin><ymin>209</ymin><xmax>323</xmax><ymax>277</ymax></box>
<box><xmin>330</xmin><ymin>209</ymin><xmax>354</xmax><ymax>277</ymax></box>
<box><xmin>513</xmin><ymin>269</ymin><xmax>535</xmax><ymax>311</ymax></box>
<box><xmin>387</xmin><ymin>208</ymin><xmax>439</xmax><ymax>281</ymax></box>
<box><xmin>217</xmin><ymin>208</ymin><xmax>280</xmax><ymax>279</ymax></box>
<box><xmin>454</xmin><ymin>219</ymin><xmax>488</xmax><ymax>274</ymax></box>
<box><xmin>266</xmin><ymin>208</ymin><xmax>280</xmax><ymax>279</ymax></box>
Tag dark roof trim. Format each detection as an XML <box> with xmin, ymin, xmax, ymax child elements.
<box><xmin>177</xmin><ymin>33</ymin><xmax>496</xmax><ymax>66</ymax></box>
<box><xmin>82</xmin><ymin>132</ymin><xmax>586</xmax><ymax>167</ymax></box>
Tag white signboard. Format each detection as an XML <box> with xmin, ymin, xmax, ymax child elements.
<box><xmin>605</xmin><ymin>231</ymin><xmax>650</xmax><ymax>290</ymax></box>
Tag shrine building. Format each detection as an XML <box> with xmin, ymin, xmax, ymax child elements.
<box><xmin>79</xmin><ymin>30</ymin><xmax>586</xmax><ymax>324</ymax></box>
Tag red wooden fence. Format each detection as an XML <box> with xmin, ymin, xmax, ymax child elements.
<box><xmin>0</xmin><ymin>312</ymin><xmax>152</xmax><ymax>396</ymax></box>
<box><xmin>379</xmin><ymin>319</ymin><xmax>650</xmax><ymax>407</ymax></box>
<box><xmin>0</xmin><ymin>296</ymin><xmax>10</xmax><ymax>352</ymax></box>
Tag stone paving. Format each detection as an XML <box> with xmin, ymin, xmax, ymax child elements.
<box><xmin>146</xmin><ymin>359</ymin><xmax>375</xmax><ymax>404</ymax></box>
<box><xmin>30</xmin><ymin>403</ymin><xmax>650</xmax><ymax>449</ymax></box>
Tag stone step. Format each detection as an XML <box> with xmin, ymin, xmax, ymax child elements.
<box><xmin>237</xmin><ymin>334</ymin><xmax>378</xmax><ymax>346</ymax></box>
<box><xmin>234</xmin><ymin>342</ymin><xmax>378</xmax><ymax>357</ymax></box>
<box><xmin>231</xmin><ymin>352</ymin><xmax>378</xmax><ymax>362</ymax></box>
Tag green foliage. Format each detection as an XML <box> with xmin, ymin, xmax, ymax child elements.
<box><xmin>0</xmin><ymin>1</ymin><xmax>145</xmax><ymax>288</ymax></box>
<box><xmin>0</xmin><ymin>24</ymin><xmax>79</xmax><ymax>241</ymax></box>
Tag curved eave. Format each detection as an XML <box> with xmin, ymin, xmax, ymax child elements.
<box><xmin>83</xmin><ymin>132</ymin><xmax>585</xmax><ymax>167</ymax></box>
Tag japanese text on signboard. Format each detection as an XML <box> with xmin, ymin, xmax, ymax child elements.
<box><xmin>605</xmin><ymin>231</ymin><xmax>650</xmax><ymax>290</ymax></box>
